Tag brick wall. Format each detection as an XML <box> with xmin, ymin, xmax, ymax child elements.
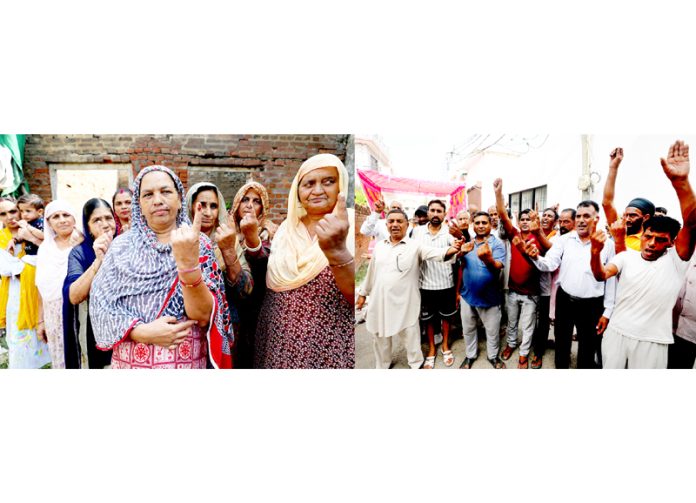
<box><xmin>23</xmin><ymin>134</ymin><xmax>352</xmax><ymax>223</ymax></box>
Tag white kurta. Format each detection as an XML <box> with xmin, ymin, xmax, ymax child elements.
<box><xmin>357</xmin><ymin>237</ymin><xmax>448</xmax><ymax>338</ymax></box>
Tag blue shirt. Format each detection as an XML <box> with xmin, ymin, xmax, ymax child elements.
<box><xmin>23</xmin><ymin>217</ymin><xmax>44</xmax><ymax>256</ymax></box>
<box><xmin>459</xmin><ymin>235</ymin><xmax>506</xmax><ymax>308</ymax></box>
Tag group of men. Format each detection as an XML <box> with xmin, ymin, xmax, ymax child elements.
<box><xmin>357</xmin><ymin>140</ymin><xmax>696</xmax><ymax>370</ymax></box>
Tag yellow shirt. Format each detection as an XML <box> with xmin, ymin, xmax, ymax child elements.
<box><xmin>625</xmin><ymin>232</ymin><xmax>642</xmax><ymax>252</ymax></box>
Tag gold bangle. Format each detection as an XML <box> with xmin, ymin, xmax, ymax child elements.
<box><xmin>329</xmin><ymin>257</ymin><xmax>354</xmax><ymax>268</ymax></box>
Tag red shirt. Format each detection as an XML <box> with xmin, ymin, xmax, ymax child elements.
<box><xmin>508</xmin><ymin>229</ymin><xmax>540</xmax><ymax>296</ymax></box>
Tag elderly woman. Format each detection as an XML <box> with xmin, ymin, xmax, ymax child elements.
<box><xmin>0</xmin><ymin>197</ymin><xmax>51</xmax><ymax>368</ymax></box>
<box><xmin>90</xmin><ymin>165</ymin><xmax>233</xmax><ymax>369</ymax></box>
<box><xmin>254</xmin><ymin>153</ymin><xmax>355</xmax><ymax>369</ymax></box>
<box><xmin>112</xmin><ymin>187</ymin><xmax>133</xmax><ymax>235</ymax></box>
<box><xmin>229</xmin><ymin>181</ymin><xmax>278</xmax><ymax>367</ymax></box>
<box><xmin>62</xmin><ymin>198</ymin><xmax>116</xmax><ymax>369</ymax></box>
<box><xmin>36</xmin><ymin>201</ymin><xmax>83</xmax><ymax>369</ymax></box>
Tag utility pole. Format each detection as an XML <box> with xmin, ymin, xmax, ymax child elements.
<box><xmin>580</xmin><ymin>135</ymin><xmax>593</xmax><ymax>200</ymax></box>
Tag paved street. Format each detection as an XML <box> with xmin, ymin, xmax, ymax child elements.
<box><xmin>355</xmin><ymin>308</ymin><xmax>580</xmax><ymax>369</ymax></box>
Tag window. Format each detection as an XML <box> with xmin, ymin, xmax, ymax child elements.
<box><xmin>50</xmin><ymin>163</ymin><xmax>133</xmax><ymax>213</ymax></box>
<box><xmin>508</xmin><ymin>184</ymin><xmax>547</xmax><ymax>219</ymax></box>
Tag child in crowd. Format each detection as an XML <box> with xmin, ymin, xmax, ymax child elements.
<box><xmin>16</xmin><ymin>194</ymin><xmax>45</xmax><ymax>254</ymax></box>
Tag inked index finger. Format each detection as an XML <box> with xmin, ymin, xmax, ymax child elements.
<box><xmin>332</xmin><ymin>194</ymin><xmax>348</xmax><ymax>220</ymax></box>
<box><xmin>192</xmin><ymin>202</ymin><xmax>203</xmax><ymax>233</ymax></box>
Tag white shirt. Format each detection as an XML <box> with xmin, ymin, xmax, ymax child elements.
<box><xmin>360</xmin><ymin>212</ymin><xmax>389</xmax><ymax>242</ymax></box>
<box><xmin>609</xmin><ymin>247</ymin><xmax>689</xmax><ymax>344</ymax></box>
<box><xmin>532</xmin><ymin>231</ymin><xmax>616</xmax><ymax>318</ymax></box>
<box><xmin>539</xmin><ymin>233</ymin><xmax>559</xmax><ymax>296</ymax></box>
<box><xmin>674</xmin><ymin>254</ymin><xmax>696</xmax><ymax>345</ymax></box>
<box><xmin>358</xmin><ymin>237</ymin><xmax>450</xmax><ymax>337</ymax></box>
<box><xmin>411</xmin><ymin>223</ymin><xmax>455</xmax><ymax>290</ymax></box>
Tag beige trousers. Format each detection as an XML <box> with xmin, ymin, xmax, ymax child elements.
<box><xmin>373</xmin><ymin>325</ymin><xmax>424</xmax><ymax>369</ymax></box>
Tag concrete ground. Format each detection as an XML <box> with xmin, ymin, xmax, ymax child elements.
<box><xmin>355</xmin><ymin>309</ymin><xmax>580</xmax><ymax>369</ymax></box>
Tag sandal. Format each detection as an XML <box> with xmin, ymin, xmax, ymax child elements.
<box><xmin>460</xmin><ymin>357</ymin><xmax>476</xmax><ymax>369</ymax></box>
<box><xmin>501</xmin><ymin>345</ymin><xmax>515</xmax><ymax>361</ymax></box>
<box><xmin>422</xmin><ymin>356</ymin><xmax>436</xmax><ymax>369</ymax></box>
<box><xmin>518</xmin><ymin>355</ymin><xmax>529</xmax><ymax>369</ymax></box>
<box><xmin>488</xmin><ymin>357</ymin><xmax>506</xmax><ymax>369</ymax></box>
<box><xmin>441</xmin><ymin>349</ymin><xmax>454</xmax><ymax>367</ymax></box>
<box><xmin>531</xmin><ymin>354</ymin><xmax>542</xmax><ymax>369</ymax></box>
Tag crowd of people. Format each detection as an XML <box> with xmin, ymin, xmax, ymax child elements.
<box><xmin>357</xmin><ymin>140</ymin><xmax>696</xmax><ymax>369</ymax></box>
<box><xmin>0</xmin><ymin>154</ymin><xmax>355</xmax><ymax>369</ymax></box>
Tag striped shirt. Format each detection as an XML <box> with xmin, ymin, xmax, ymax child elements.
<box><xmin>412</xmin><ymin>223</ymin><xmax>455</xmax><ymax>290</ymax></box>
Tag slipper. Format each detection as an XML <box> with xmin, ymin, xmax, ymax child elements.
<box><xmin>488</xmin><ymin>357</ymin><xmax>506</xmax><ymax>369</ymax></box>
<box><xmin>441</xmin><ymin>349</ymin><xmax>454</xmax><ymax>367</ymax></box>
<box><xmin>501</xmin><ymin>345</ymin><xmax>515</xmax><ymax>361</ymax></box>
<box><xmin>531</xmin><ymin>355</ymin><xmax>542</xmax><ymax>369</ymax></box>
<box><xmin>460</xmin><ymin>357</ymin><xmax>476</xmax><ymax>369</ymax></box>
<box><xmin>423</xmin><ymin>356</ymin><xmax>436</xmax><ymax>369</ymax></box>
<box><xmin>518</xmin><ymin>355</ymin><xmax>529</xmax><ymax>369</ymax></box>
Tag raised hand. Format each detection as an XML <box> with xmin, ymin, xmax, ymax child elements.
<box><xmin>239</xmin><ymin>213</ymin><xmax>261</xmax><ymax>246</ymax></box>
<box><xmin>448</xmin><ymin>221</ymin><xmax>463</xmax><ymax>240</ymax></box>
<box><xmin>523</xmin><ymin>240</ymin><xmax>539</xmax><ymax>259</ymax></box>
<box><xmin>528</xmin><ymin>209</ymin><xmax>541</xmax><ymax>233</ymax></box>
<box><xmin>590</xmin><ymin>227</ymin><xmax>607</xmax><ymax>255</ymax></box>
<box><xmin>660</xmin><ymin>140</ymin><xmax>690</xmax><ymax>182</ymax></box>
<box><xmin>316</xmin><ymin>194</ymin><xmax>350</xmax><ymax>256</ymax></box>
<box><xmin>493</xmin><ymin>178</ymin><xmax>503</xmax><ymax>195</ymax></box>
<box><xmin>215</xmin><ymin>219</ymin><xmax>238</xmax><ymax>252</ymax></box>
<box><xmin>609</xmin><ymin>147</ymin><xmax>624</xmax><ymax>170</ymax></box>
<box><xmin>477</xmin><ymin>240</ymin><xmax>493</xmax><ymax>263</ymax></box>
<box><xmin>512</xmin><ymin>235</ymin><xmax>527</xmax><ymax>255</ymax></box>
<box><xmin>171</xmin><ymin>202</ymin><xmax>202</xmax><ymax>269</ymax></box>
<box><xmin>373</xmin><ymin>198</ymin><xmax>385</xmax><ymax>213</ymax></box>
<box><xmin>609</xmin><ymin>216</ymin><xmax>627</xmax><ymax>242</ymax></box>
<box><xmin>460</xmin><ymin>241</ymin><xmax>475</xmax><ymax>254</ymax></box>
<box><xmin>93</xmin><ymin>231</ymin><xmax>113</xmax><ymax>261</ymax></box>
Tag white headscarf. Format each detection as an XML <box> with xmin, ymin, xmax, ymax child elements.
<box><xmin>35</xmin><ymin>200</ymin><xmax>82</xmax><ymax>302</ymax></box>
<box><xmin>267</xmin><ymin>154</ymin><xmax>354</xmax><ymax>292</ymax></box>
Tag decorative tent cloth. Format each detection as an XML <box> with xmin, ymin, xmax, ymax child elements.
<box><xmin>357</xmin><ymin>169</ymin><xmax>466</xmax><ymax>218</ymax></box>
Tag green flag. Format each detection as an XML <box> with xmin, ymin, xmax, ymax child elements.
<box><xmin>0</xmin><ymin>134</ymin><xmax>29</xmax><ymax>196</ymax></box>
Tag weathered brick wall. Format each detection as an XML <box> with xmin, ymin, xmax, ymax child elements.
<box><xmin>24</xmin><ymin>134</ymin><xmax>352</xmax><ymax>223</ymax></box>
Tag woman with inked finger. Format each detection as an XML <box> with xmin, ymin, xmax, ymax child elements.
<box><xmin>228</xmin><ymin>181</ymin><xmax>278</xmax><ymax>368</ymax></box>
<box><xmin>254</xmin><ymin>154</ymin><xmax>356</xmax><ymax>369</ymax></box>
<box><xmin>62</xmin><ymin>198</ymin><xmax>117</xmax><ymax>369</ymax></box>
<box><xmin>90</xmin><ymin>165</ymin><xmax>233</xmax><ymax>369</ymax></box>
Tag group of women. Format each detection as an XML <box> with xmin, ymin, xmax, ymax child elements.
<box><xmin>0</xmin><ymin>153</ymin><xmax>355</xmax><ymax>369</ymax></box>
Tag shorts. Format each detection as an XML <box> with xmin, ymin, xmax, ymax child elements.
<box><xmin>420</xmin><ymin>287</ymin><xmax>458</xmax><ymax>323</ymax></box>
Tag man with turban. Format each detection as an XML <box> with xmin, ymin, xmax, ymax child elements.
<box><xmin>602</xmin><ymin>147</ymin><xmax>655</xmax><ymax>251</ymax></box>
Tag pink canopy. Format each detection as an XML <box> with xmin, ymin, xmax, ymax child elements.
<box><xmin>357</xmin><ymin>169</ymin><xmax>467</xmax><ymax>217</ymax></box>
